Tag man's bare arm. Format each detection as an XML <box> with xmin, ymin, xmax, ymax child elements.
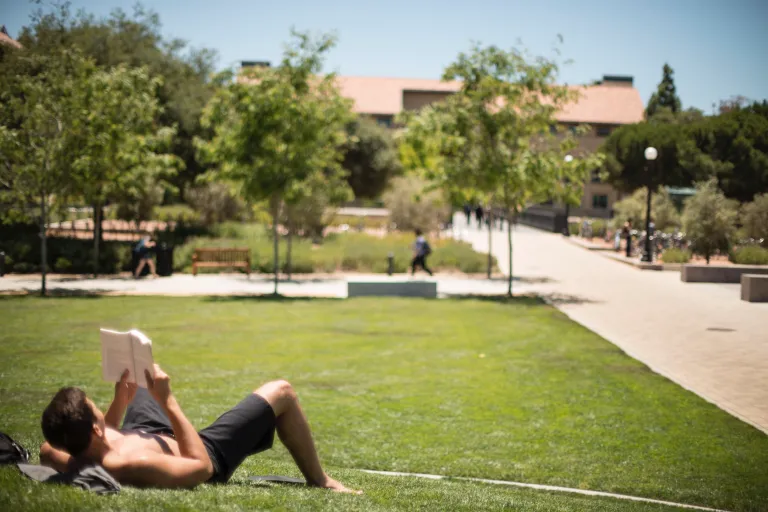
<box><xmin>105</xmin><ymin>370</ymin><xmax>138</xmax><ymax>429</ymax></box>
<box><xmin>109</xmin><ymin>452</ymin><xmax>212</xmax><ymax>488</ymax></box>
<box><xmin>145</xmin><ymin>365</ymin><xmax>213</xmax><ymax>477</ymax></box>
<box><xmin>39</xmin><ymin>442</ymin><xmax>76</xmax><ymax>472</ymax></box>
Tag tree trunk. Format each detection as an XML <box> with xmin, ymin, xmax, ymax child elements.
<box><xmin>487</xmin><ymin>208</ymin><xmax>493</xmax><ymax>279</ymax></box>
<box><xmin>92</xmin><ymin>202</ymin><xmax>101</xmax><ymax>277</ymax></box>
<box><xmin>271</xmin><ymin>196</ymin><xmax>280</xmax><ymax>295</ymax></box>
<box><xmin>40</xmin><ymin>192</ymin><xmax>47</xmax><ymax>297</ymax></box>
<box><xmin>286</xmin><ymin>211</ymin><xmax>293</xmax><ymax>281</ymax></box>
<box><xmin>507</xmin><ymin>211</ymin><xmax>513</xmax><ymax>296</ymax></box>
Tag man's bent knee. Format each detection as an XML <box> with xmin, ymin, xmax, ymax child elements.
<box><xmin>254</xmin><ymin>380</ymin><xmax>296</xmax><ymax>415</ymax></box>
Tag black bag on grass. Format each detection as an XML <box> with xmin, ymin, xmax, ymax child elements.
<box><xmin>0</xmin><ymin>431</ymin><xmax>30</xmax><ymax>464</ymax></box>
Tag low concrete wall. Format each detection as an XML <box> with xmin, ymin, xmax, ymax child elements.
<box><xmin>518</xmin><ymin>207</ymin><xmax>566</xmax><ymax>233</ymax></box>
<box><xmin>681</xmin><ymin>264</ymin><xmax>768</xmax><ymax>283</ymax></box>
<box><xmin>347</xmin><ymin>281</ymin><xmax>437</xmax><ymax>298</ymax></box>
<box><xmin>741</xmin><ymin>274</ymin><xmax>768</xmax><ymax>302</ymax></box>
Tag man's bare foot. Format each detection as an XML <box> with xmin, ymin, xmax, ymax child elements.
<box><xmin>311</xmin><ymin>475</ymin><xmax>362</xmax><ymax>494</ymax></box>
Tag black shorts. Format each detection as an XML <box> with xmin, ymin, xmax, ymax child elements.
<box><xmin>121</xmin><ymin>388</ymin><xmax>276</xmax><ymax>483</ymax></box>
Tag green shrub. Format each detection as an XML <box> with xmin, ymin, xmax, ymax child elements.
<box><xmin>682</xmin><ymin>179</ymin><xmax>738</xmax><ymax>264</ymax></box>
<box><xmin>729</xmin><ymin>245</ymin><xmax>768</xmax><ymax>265</ymax></box>
<box><xmin>54</xmin><ymin>257</ymin><xmax>72</xmax><ymax>272</ymax></box>
<box><xmin>13</xmin><ymin>262</ymin><xmax>37</xmax><ymax>273</ymax></box>
<box><xmin>383</xmin><ymin>176</ymin><xmax>450</xmax><ymax>233</ymax></box>
<box><xmin>660</xmin><ymin>248</ymin><xmax>691</xmax><ymax>264</ymax></box>
<box><xmin>568</xmin><ymin>222</ymin><xmax>579</xmax><ymax>236</ymax></box>
<box><xmin>741</xmin><ymin>193</ymin><xmax>768</xmax><ymax>245</ymax></box>
<box><xmin>591</xmin><ymin>220</ymin><xmax>607</xmax><ymax>238</ymax></box>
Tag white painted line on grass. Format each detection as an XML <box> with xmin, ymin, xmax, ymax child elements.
<box><xmin>360</xmin><ymin>469</ymin><xmax>729</xmax><ymax>512</ymax></box>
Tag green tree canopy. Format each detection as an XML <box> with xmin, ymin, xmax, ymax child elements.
<box><xmin>0</xmin><ymin>48</ymin><xmax>93</xmax><ymax>294</ymax></box>
<box><xmin>341</xmin><ymin>117</ymin><xmax>401</xmax><ymax>199</ymax></box>
<box><xmin>646</xmin><ymin>63</ymin><xmax>682</xmax><ymax>119</ymax></box>
<box><xmin>197</xmin><ymin>31</ymin><xmax>354</xmax><ymax>294</ymax></box>
<box><xmin>15</xmin><ymin>2</ymin><xmax>217</xmax><ymax>197</ymax></box>
<box><xmin>601</xmin><ymin>122</ymin><xmax>694</xmax><ymax>192</ymax></box>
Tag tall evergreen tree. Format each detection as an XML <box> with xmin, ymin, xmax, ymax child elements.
<box><xmin>646</xmin><ymin>63</ymin><xmax>682</xmax><ymax>118</ymax></box>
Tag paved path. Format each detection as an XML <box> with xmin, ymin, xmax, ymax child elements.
<box><xmin>0</xmin><ymin>273</ymin><xmax>520</xmax><ymax>298</ymax></box>
<box><xmin>450</xmin><ymin>215</ymin><xmax>768</xmax><ymax>434</ymax></box>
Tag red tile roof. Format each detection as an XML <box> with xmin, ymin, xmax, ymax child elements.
<box><xmin>0</xmin><ymin>31</ymin><xmax>22</xmax><ymax>49</ymax></box>
<box><xmin>335</xmin><ymin>75</ymin><xmax>644</xmax><ymax>125</ymax></box>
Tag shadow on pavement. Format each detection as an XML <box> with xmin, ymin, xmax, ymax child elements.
<box><xmin>446</xmin><ymin>292</ymin><xmax>597</xmax><ymax>306</ymax></box>
<box><xmin>481</xmin><ymin>276</ymin><xmax>556</xmax><ymax>284</ymax></box>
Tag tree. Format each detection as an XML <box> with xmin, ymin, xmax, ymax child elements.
<box><xmin>0</xmin><ymin>49</ymin><xmax>92</xmax><ymax>295</ymax></box>
<box><xmin>197</xmin><ymin>31</ymin><xmax>354</xmax><ymax>294</ymax></box>
<box><xmin>17</xmin><ymin>2</ymin><xmax>217</xmax><ymax>197</ymax></box>
<box><xmin>741</xmin><ymin>193</ymin><xmax>768</xmax><ymax>246</ymax></box>
<box><xmin>341</xmin><ymin>117</ymin><xmax>401</xmax><ymax>199</ymax></box>
<box><xmin>680</xmin><ymin>105</ymin><xmax>768</xmax><ymax>202</ymax></box>
<box><xmin>646</xmin><ymin>63</ymin><xmax>682</xmax><ymax>119</ymax></box>
<box><xmin>401</xmin><ymin>43</ymin><xmax>602</xmax><ymax>294</ymax></box>
<box><xmin>682</xmin><ymin>179</ymin><xmax>738</xmax><ymax>264</ymax></box>
<box><xmin>68</xmin><ymin>65</ymin><xmax>179</xmax><ymax>276</ymax></box>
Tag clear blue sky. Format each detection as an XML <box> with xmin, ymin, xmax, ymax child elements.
<box><xmin>3</xmin><ymin>0</ymin><xmax>767</xmax><ymax>112</ymax></box>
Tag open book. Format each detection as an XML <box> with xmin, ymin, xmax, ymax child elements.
<box><xmin>100</xmin><ymin>329</ymin><xmax>155</xmax><ymax>388</ymax></box>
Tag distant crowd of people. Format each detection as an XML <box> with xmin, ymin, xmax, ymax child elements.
<box><xmin>462</xmin><ymin>204</ymin><xmax>506</xmax><ymax>231</ymax></box>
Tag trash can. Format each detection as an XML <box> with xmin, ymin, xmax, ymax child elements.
<box><xmin>156</xmin><ymin>243</ymin><xmax>174</xmax><ymax>277</ymax></box>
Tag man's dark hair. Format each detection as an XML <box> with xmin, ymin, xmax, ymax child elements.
<box><xmin>41</xmin><ymin>387</ymin><xmax>95</xmax><ymax>456</ymax></box>
<box><xmin>415</xmin><ymin>229</ymin><xmax>423</xmax><ymax>236</ymax></box>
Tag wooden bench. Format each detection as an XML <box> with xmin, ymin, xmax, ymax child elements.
<box><xmin>192</xmin><ymin>248</ymin><xmax>251</xmax><ymax>276</ymax></box>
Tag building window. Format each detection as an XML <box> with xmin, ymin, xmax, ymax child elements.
<box><xmin>376</xmin><ymin>116</ymin><xmax>393</xmax><ymax>127</ymax></box>
<box><xmin>592</xmin><ymin>194</ymin><xmax>608</xmax><ymax>209</ymax></box>
<box><xmin>549</xmin><ymin>124</ymin><xmax>558</xmax><ymax>135</ymax></box>
<box><xmin>590</xmin><ymin>169</ymin><xmax>602</xmax><ymax>183</ymax></box>
<box><xmin>596</xmin><ymin>125</ymin><xmax>612</xmax><ymax>137</ymax></box>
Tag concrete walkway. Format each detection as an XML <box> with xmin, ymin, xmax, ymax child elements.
<box><xmin>0</xmin><ymin>273</ymin><xmax>520</xmax><ymax>298</ymax></box>
<box><xmin>450</xmin><ymin>216</ymin><xmax>768</xmax><ymax>434</ymax></box>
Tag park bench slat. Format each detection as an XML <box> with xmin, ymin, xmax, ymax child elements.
<box><xmin>192</xmin><ymin>248</ymin><xmax>251</xmax><ymax>277</ymax></box>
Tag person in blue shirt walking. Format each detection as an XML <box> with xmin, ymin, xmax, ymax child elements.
<box><xmin>411</xmin><ymin>229</ymin><xmax>433</xmax><ymax>276</ymax></box>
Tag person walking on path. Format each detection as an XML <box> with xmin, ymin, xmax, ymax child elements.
<box><xmin>134</xmin><ymin>236</ymin><xmax>158</xmax><ymax>279</ymax></box>
<box><xmin>621</xmin><ymin>220</ymin><xmax>633</xmax><ymax>258</ymax></box>
<box><xmin>411</xmin><ymin>229</ymin><xmax>433</xmax><ymax>277</ymax></box>
<box><xmin>474</xmin><ymin>205</ymin><xmax>484</xmax><ymax>229</ymax></box>
<box><xmin>463</xmin><ymin>204</ymin><xmax>472</xmax><ymax>226</ymax></box>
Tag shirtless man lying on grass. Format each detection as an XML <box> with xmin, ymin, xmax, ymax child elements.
<box><xmin>39</xmin><ymin>365</ymin><xmax>359</xmax><ymax>493</ymax></box>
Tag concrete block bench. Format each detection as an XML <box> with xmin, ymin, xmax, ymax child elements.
<box><xmin>347</xmin><ymin>280</ymin><xmax>437</xmax><ymax>298</ymax></box>
<box><xmin>741</xmin><ymin>274</ymin><xmax>768</xmax><ymax>302</ymax></box>
<box><xmin>681</xmin><ymin>264</ymin><xmax>768</xmax><ymax>283</ymax></box>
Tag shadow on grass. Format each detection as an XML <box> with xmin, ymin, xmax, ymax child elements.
<box><xmin>0</xmin><ymin>288</ymin><xmax>111</xmax><ymax>298</ymax></box>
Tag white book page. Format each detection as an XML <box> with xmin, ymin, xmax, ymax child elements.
<box><xmin>130</xmin><ymin>330</ymin><xmax>155</xmax><ymax>389</ymax></box>
<box><xmin>100</xmin><ymin>329</ymin><xmax>135</xmax><ymax>384</ymax></box>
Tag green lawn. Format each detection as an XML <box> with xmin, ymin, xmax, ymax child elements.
<box><xmin>0</xmin><ymin>296</ymin><xmax>766</xmax><ymax>511</ymax></box>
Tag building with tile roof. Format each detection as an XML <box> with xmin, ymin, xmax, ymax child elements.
<box><xmin>0</xmin><ymin>25</ymin><xmax>22</xmax><ymax>50</ymax></box>
<box><xmin>241</xmin><ymin>62</ymin><xmax>645</xmax><ymax>219</ymax></box>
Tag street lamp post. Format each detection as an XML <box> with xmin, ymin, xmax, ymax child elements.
<box><xmin>641</xmin><ymin>147</ymin><xmax>658</xmax><ymax>262</ymax></box>
<box><xmin>562</xmin><ymin>154</ymin><xmax>574</xmax><ymax>236</ymax></box>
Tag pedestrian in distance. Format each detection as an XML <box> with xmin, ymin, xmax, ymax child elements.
<box><xmin>475</xmin><ymin>205</ymin><xmax>484</xmax><ymax>229</ymax></box>
<box><xmin>463</xmin><ymin>204</ymin><xmax>472</xmax><ymax>226</ymax></box>
<box><xmin>411</xmin><ymin>229</ymin><xmax>433</xmax><ymax>277</ymax></box>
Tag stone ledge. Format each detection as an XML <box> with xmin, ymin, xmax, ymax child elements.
<box><xmin>741</xmin><ymin>274</ymin><xmax>768</xmax><ymax>302</ymax></box>
<box><xmin>681</xmin><ymin>264</ymin><xmax>768</xmax><ymax>283</ymax></box>
<box><xmin>347</xmin><ymin>280</ymin><xmax>437</xmax><ymax>298</ymax></box>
